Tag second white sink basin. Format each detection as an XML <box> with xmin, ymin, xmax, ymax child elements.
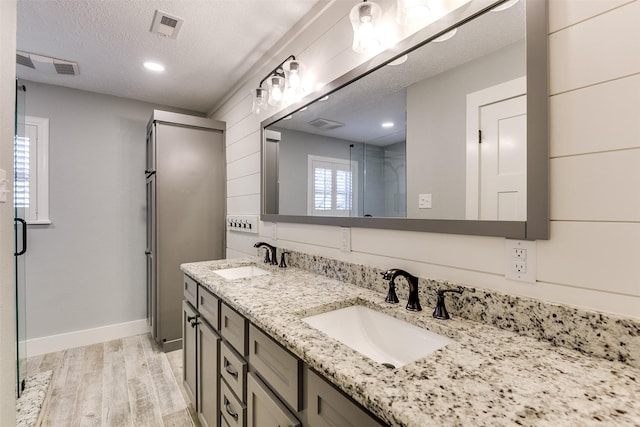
<box><xmin>213</xmin><ymin>266</ymin><xmax>270</xmax><ymax>280</ymax></box>
<box><xmin>302</xmin><ymin>305</ymin><xmax>453</xmax><ymax>368</ymax></box>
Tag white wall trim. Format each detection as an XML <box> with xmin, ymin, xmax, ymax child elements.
<box><xmin>25</xmin><ymin>319</ymin><xmax>150</xmax><ymax>356</ymax></box>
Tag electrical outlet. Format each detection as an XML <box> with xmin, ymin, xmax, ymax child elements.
<box><xmin>339</xmin><ymin>227</ymin><xmax>351</xmax><ymax>252</ymax></box>
<box><xmin>513</xmin><ymin>248</ymin><xmax>526</xmax><ymax>259</ymax></box>
<box><xmin>504</xmin><ymin>239</ymin><xmax>536</xmax><ymax>283</ymax></box>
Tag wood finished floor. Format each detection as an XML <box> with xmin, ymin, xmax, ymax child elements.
<box><xmin>27</xmin><ymin>333</ymin><xmax>200</xmax><ymax>427</ymax></box>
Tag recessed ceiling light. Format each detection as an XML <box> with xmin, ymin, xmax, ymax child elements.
<box><xmin>491</xmin><ymin>0</ymin><xmax>519</xmax><ymax>12</ymax></box>
<box><xmin>144</xmin><ymin>61</ymin><xmax>165</xmax><ymax>72</ymax></box>
<box><xmin>388</xmin><ymin>55</ymin><xmax>408</xmax><ymax>66</ymax></box>
<box><xmin>382</xmin><ymin>122</ymin><xmax>394</xmax><ymax>128</ymax></box>
<box><xmin>433</xmin><ymin>28</ymin><xmax>457</xmax><ymax>42</ymax></box>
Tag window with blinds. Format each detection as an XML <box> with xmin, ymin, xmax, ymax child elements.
<box><xmin>14</xmin><ymin>136</ymin><xmax>30</xmax><ymax>208</ymax></box>
<box><xmin>308</xmin><ymin>156</ymin><xmax>357</xmax><ymax>216</ymax></box>
<box><xmin>14</xmin><ymin>116</ymin><xmax>50</xmax><ymax>224</ymax></box>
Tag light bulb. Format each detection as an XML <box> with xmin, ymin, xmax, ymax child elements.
<box><xmin>350</xmin><ymin>1</ymin><xmax>382</xmax><ymax>54</ymax></box>
<box><xmin>268</xmin><ymin>75</ymin><xmax>286</xmax><ymax>106</ymax></box>
<box><xmin>288</xmin><ymin>71</ymin><xmax>300</xmax><ymax>89</ymax></box>
<box><xmin>285</xmin><ymin>59</ymin><xmax>304</xmax><ymax>90</ymax></box>
<box><xmin>271</xmin><ymin>86</ymin><xmax>282</xmax><ymax>101</ymax></box>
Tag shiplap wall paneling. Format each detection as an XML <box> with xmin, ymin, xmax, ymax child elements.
<box><xmin>549</xmin><ymin>1</ymin><xmax>640</xmax><ymax>94</ymax></box>
<box><xmin>550</xmin><ymin>75</ymin><xmax>640</xmax><ymax>157</ymax></box>
<box><xmin>550</xmin><ymin>150</ymin><xmax>640</xmax><ymax>221</ymax></box>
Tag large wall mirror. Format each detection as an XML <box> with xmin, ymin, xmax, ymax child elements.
<box><xmin>261</xmin><ymin>0</ymin><xmax>548</xmax><ymax>240</ymax></box>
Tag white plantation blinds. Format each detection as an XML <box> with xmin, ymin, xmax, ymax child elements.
<box><xmin>14</xmin><ymin>136</ymin><xmax>30</xmax><ymax>208</ymax></box>
<box><xmin>14</xmin><ymin>117</ymin><xmax>50</xmax><ymax>224</ymax></box>
<box><xmin>308</xmin><ymin>156</ymin><xmax>356</xmax><ymax>216</ymax></box>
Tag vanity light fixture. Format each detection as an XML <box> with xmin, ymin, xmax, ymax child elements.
<box><xmin>252</xmin><ymin>55</ymin><xmax>306</xmax><ymax>113</ymax></box>
<box><xmin>350</xmin><ymin>0</ymin><xmax>383</xmax><ymax>54</ymax></box>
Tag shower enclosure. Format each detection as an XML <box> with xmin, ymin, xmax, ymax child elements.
<box><xmin>14</xmin><ymin>80</ymin><xmax>28</xmax><ymax>396</ymax></box>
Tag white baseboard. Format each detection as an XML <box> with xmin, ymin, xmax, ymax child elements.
<box><xmin>25</xmin><ymin>319</ymin><xmax>151</xmax><ymax>356</ymax></box>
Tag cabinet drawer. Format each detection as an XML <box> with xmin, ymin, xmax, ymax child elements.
<box><xmin>247</xmin><ymin>372</ymin><xmax>301</xmax><ymax>427</ymax></box>
<box><xmin>249</xmin><ymin>325</ymin><xmax>300</xmax><ymax>411</ymax></box>
<box><xmin>198</xmin><ymin>286</ymin><xmax>219</xmax><ymax>330</ymax></box>
<box><xmin>183</xmin><ymin>275</ymin><xmax>198</xmax><ymax>307</ymax></box>
<box><xmin>221</xmin><ymin>303</ymin><xmax>247</xmax><ymax>355</ymax></box>
<box><xmin>220</xmin><ymin>341</ymin><xmax>247</xmax><ymax>401</ymax></box>
<box><xmin>306</xmin><ymin>369</ymin><xmax>384</xmax><ymax>427</ymax></box>
<box><xmin>221</xmin><ymin>378</ymin><xmax>246</xmax><ymax>427</ymax></box>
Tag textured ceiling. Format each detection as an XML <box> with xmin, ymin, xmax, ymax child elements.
<box><xmin>17</xmin><ymin>0</ymin><xmax>322</xmax><ymax>113</ymax></box>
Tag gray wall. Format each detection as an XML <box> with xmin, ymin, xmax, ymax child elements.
<box><xmin>23</xmin><ymin>81</ymin><xmax>200</xmax><ymax>339</ymax></box>
<box><xmin>406</xmin><ymin>40</ymin><xmax>525</xmax><ymax>219</ymax></box>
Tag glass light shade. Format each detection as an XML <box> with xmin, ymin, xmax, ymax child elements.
<box><xmin>396</xmin><ymin>0</ymin><xmax>430</xmax><ymax>26</ymax></box>
<box><xmin>267</xmin><ymin>75</ymin><xmax>286</xmax><ymax>106</ymax></box>
<box><xmin>284</xmin><ymin>59</ymin><xmax>304</xmax><ymax>89</ymax></box>
<box><xmin>350</xmin><ymin>1</ymin><xmax>383</xmax><ymax>54</ymax></box>
<box><xmin>252</xmin><ymin>88</ymin><xmax>268</xmax><ymax>114</ymax></box>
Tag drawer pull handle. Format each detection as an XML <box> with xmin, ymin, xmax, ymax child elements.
<box><xmin>224</xmin><ymin>397</ymin><xmax>239</xmax><ymax>421</ymax></box>
<box><xmin>224</xmin><ymin>358</ymin><xmax>238</xmax><ymax>379</ymax></box>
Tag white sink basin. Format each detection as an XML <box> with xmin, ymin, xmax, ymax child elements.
<box><xmin>213</xmin><ymin>266</ymin><xmax>270</xmax><ymax>280</ymax></box>
<box><xmin>302</xmin><ymin>305</ymin><xmax>453</xmax><ymax>368</ymax></box>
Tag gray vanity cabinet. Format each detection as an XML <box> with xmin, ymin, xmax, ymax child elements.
<box><xmin>182</xmin><ymin>300</ymin><xmax>198</xmax><ymax>405</ymax></box>
<box><xmin>184</xmin><ymin>276</ymin><xmax>384</xmax><ymax>427</ymax></box>
<box><xmin>247</xmin><ymin>372</ymin><xmax>301</xmax><ymax>427</ymax></box>
<box><xmin>219</xmin><ymin>302</ymin><xmax>248</xmax><ymax>427</ymax></box>
<box><xmin>198</xmin><ymin>319</ymin><xmax>221</xmax><ymax>427</ymax></box>
<box><xmin>182</xmin><ymin>277</ymin><xmax>222</xmax><ymax>427</ymax></box>
<box><xmin>305</xmin><ymin>369</ymin><xmax>385</xmax><ymax>427</ymax></box>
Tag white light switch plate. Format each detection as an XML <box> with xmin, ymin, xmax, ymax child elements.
<box><xmin>418</xmin><ymin>193</ymin><xmax>432</xmax><ymax>209</ymax></box>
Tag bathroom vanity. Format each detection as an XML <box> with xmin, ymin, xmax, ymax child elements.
<box><xmin>182</xmin><ymin>258</ymin><xmax>640</xmax><ymax>426</ymax></box>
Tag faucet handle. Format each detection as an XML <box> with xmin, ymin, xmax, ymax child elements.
<box><xmin>262</xmin><ymin>249</ymin><xmax>271</xmax><ymax>264</ymax></box>
<box><xmin>279</xmin><ymin>251</ymin><xmax>290</xmax><ymax>268</ymax></box>
<box><xmin>433</xmin><ymin>287</ymin><xmax>475</xmax><ymax>319</ymax></box>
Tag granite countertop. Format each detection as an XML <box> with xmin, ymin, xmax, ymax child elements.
<box><xmin>181</xmin><ymin>258</ymin><xmax>640</xmax><ymax>427</ymax></box>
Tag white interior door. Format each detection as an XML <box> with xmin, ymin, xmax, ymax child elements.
<box><xmin>479</xmin><ymin>95</ymin><xmax>527</xmax><ymax>220</ymax></box>
<box><xmin>465</xmin><ymin>76</ymin><xmax>526</xmax><ymax>220</ymax></box>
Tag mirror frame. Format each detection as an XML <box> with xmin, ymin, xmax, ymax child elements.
<box><xmin>261</xmin><ymin>0</ymin><xmax>548</xmax><ymax>240</ymax></box>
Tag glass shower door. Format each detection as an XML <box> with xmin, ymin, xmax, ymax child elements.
<box><xmin>14</xmin><ymin>80</ymin><xmax>27</xmax><ymax>396</ymax></box>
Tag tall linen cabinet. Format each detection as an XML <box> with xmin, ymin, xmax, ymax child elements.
<box><xmin>146</xmin><ymin>110</ymin><xmax>226</xmax><ymax>352</ymax></box>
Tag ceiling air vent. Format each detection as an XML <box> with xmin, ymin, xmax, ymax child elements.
<box><xmin>308</xmin><ymin>118</ymin><xmax>345</xmax><ymax>130</ymax></box>
<box><xmin>16</xmin><ymin>52</ymin><xmax>35</xmax><ymax>69</ymax></box>
<box><xmin>16</xmin><ymin>51</ymin><xmax>79</xmax><ymax>75</ymax></box>
<box><xmin>150</xmin><ymin>10</ymin><xmax>184</xmax><ymax>39</ymax></box>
